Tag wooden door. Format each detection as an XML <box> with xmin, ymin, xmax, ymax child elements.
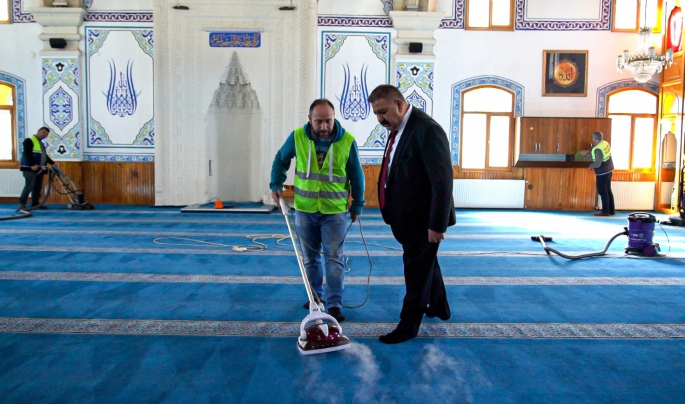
<box><xmin>362</xmin><ymin>165</ymin><xmax>380</xmax><ymax>207</ymax></box>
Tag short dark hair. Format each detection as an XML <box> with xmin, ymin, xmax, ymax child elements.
<box><xmin>593</xmin><ymin>131</ymin><xmax>603</xmax><ymax>141</ymax></box>
<box><xmin>38</xmin><ymin>126</ymin><xmax>50</xmax><ymax>133</ymax></box>
<box><xmin>367</xmin><ymin>84</ymin><xmax>406</xmax><ymax>104</ymax></box>
<box><xmin>309</xmin><ymin>99</ymin><xmax>335</xmax><ymax>114</ymax></box>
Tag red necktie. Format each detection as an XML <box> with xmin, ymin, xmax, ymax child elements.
<box><xmin>379</xmin><ymin>130</ymin><xmax>398</xmax><ymax>209</ymax></box>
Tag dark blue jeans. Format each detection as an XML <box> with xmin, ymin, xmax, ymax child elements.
<box><xmin>294</xmin><ymin>210</ymin><xmax>347</xmax><ymax>308</ymax></box>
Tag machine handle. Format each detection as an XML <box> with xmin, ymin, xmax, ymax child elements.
<box><xmin>209</xmin><ymin>160</ymin><xmax>212</xmax><ymax>177</ymax></box>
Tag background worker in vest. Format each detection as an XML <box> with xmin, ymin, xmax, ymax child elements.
<box><xmin>270</xmin><ymin>98</ymin><xmax>365</xmax><ymax>323</ymax></box>
<box><xmin>580</xmin><ymin>131</ymin><xmax>615</xmax><ymax>216</ymax></box>
<box><xmin>18</xmin><ymin>127</ymin><xmax>56</xmax><ymax>211</ymax></box>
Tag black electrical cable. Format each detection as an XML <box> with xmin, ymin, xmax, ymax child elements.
<box><xmin>535</xmin><ymin>229</ymin><xmax>629</xmax><ymax>260</ymax></box>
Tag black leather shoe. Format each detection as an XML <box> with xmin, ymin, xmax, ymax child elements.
<box><xmin>379</xmin><ymin>329</ymin><xmax>416</xmax><ymax>344</ymax></box>
<box><xmin>303</xmin><ymin>300</ymin><xmax>325</xmax><ymax>310</ymax></box>
<box><xmin>594</xmin><ymin>212</ymin><xmax>610</xmax><ymax>216</ymax></box>
<box><xmin>328</xmin><ymin>307</ymin><xmax>345</xmax><ymax>323</ymax></box>
<box><xmin>31</xmin><ymin>205</ymin><xmax>47</xmax><ymax>210</ymax></box>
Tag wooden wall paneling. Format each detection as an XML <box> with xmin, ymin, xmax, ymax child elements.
<box><xmin>82</xmin><ymin>162</ymin><xmax>155</xmax><ymax>205</ymax></box>
<box><xmin>524</xmin><ymin>168</ymin><xmax>562</xmax><ymax>210</ymax></box>
<box><xmin>612</xmin><ymin>172</ymin><xmax>657</xmax><ymax>182</ymax></box>
<box><xmin>523</xmin><ymin>168</ymin><xmax>596</xmax><ymax>210</ymax></box>
<box><xmin>564</xmin><ymin>168</ymin><xmax>598</xmax><ymax>210</ymax></box>
<box><xmin>453</xmin><ymin>167</ymin><xmax>524</xmax><ymax>180</ymax></box>
<box><xmin>46</xmin><ymin>162</ymin><xmax>83</xmax><ymax>205</ymax></box>
<box><xmin>362</xmin><ymin>165</ymin><xmax>380</xmax><ymax>207</ymax></box>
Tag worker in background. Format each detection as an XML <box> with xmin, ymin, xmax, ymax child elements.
<box><xmin>270</xmin><ymin>99</ymin><xmax>365</xmax><ymax>323</ymax></box>
<box><xmin>580</xmin><ymin>131</ymin><xmax>614</xmax><ymax>216</ymax></box>
<box><xmin>18</xmin><ymin>127</ymin><xmax>55</xmax><ymax>211</ymax></box>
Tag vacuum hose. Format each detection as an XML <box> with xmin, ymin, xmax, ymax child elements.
<box><xmin>534</xmin><ymin>228</ymin><xmax>629</xmax><ymax>260</ymax></box>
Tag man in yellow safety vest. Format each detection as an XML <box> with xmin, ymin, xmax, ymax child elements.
<box><xmin>270</xmin><ymin>99</ymin><xmax>365</xmax><ymax>322</ymax></box>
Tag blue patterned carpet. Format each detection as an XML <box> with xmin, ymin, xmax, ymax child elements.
<box><xmin>1</xmin><ymin>205</ymin><xmax>684</xmax><ymax>403</ymax></box>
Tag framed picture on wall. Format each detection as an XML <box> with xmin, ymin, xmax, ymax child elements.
<box><xmin>542</xmin><ymin>50</ymin><xmax>588</xmax><ymax>97</ymax></box>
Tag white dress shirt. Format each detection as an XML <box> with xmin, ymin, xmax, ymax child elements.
<box><xmin>386</xmin><ymin>104</ymin><xmax>413</xmax><ymax>174</ymax></box>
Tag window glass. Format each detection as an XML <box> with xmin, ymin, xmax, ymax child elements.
<box><xmin>468</xmin><ymin>0</ymin><xmax>490</xmax><ymax>28</ymax></box>
<box><xmin>0</xmin><ymin>0</ymin><xmax>9</xmax><ymax>23</ymax></box>
<box><xmin>462</xmin><ymin>113</ymin><xmax>487</xmax><ymax>169</ymax></box>
<box><xmin>608</xmin><ymin>90</ymin><xmax>657</xmax><ymax>114</ymax></box>
<box><xmin>609</xmin><ymin>115</ymin><xmax>632</xmax><ymax>170</ymax></box>
<box><xmin>491</xmin><ymin>0</ymin><xmax>511</xmax><ymax>26</ymax></box>
<box><xmin>0</xmin><ymin>83</ymin><xmax>13</xmax><ymax>105</ymax></box>
<box><xmin>463</xmin><ymin>87</ymin><xmax>513</xmax><ymax>112</ymax></box>
<box><xmin>0</xmin><ymin>109</ymin><xmax>12</xmax><ymax>160</ymax></box>
<box><xmin>633</xmin><ymin>117</ymin><xmax>654</xmax><ymax>168</ymax></box>
<box><xmin>489</xmin><ymin>116</ymin><xmax>510</xmax><ymax>167</ymax></box>
<box><xmin>615</xmin><ymin>0</ymin><xmax>639</xmax><ymax>29</ymax></box>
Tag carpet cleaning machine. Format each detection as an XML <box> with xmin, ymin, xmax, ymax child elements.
<box><xmin>533</xmin><ymin>212</ymin><xmax>660</xmax><ymax>259</ymax></box>
<box><xmin>0</xmin><ymin>165</ymin><xmax>93</xmax><ymax>221</ymax></box>
<box><xmin>278</xmin><ymin>198</ymin><xmax>351</xmax><ymax>355</ymax></box>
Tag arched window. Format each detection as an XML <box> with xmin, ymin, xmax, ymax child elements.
<box><xmin>0</xmin><ymin>82</ymin><xmax>15</xmax><ymax>162</ymax></box>
<box><xmin>607</xmin><ymin>89</ymin><xmax>658</xmax><ymax>171</ymax></box>
<box><xmin>460</xmin><ymin>86</ymin><xmax>514</xmax><ymax>170</ymax></box>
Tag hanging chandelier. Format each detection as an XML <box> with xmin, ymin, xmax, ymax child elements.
<box><xmin>616</xmin><ymin>4</ymin><xmax>674</xmax><ymax>83</ymax></box>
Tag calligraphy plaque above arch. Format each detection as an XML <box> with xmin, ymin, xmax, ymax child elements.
<box><xmin>209</xmin><ymin>32</ymin><xmax>261</xmax><ymax>48</ymax></box>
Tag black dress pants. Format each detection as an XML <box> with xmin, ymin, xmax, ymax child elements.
<box><xmin>390</xmin><ymin>223</ymin><xmax>451</xmax><ymax>337</ymax></box>
<box><xmin>596</xmin><ymin>172</ymin><xmax>615</xmax><ymax>214</ymax></box>
<box><xmin>19</xmin><ymin>171</ymin><xmax>45</xmax><ymax>206</ymax></box>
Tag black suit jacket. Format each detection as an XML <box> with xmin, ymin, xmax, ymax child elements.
<box><xmin>378</xmin><ymin>107</ymin><xmax>456</xmax><ymax>234</ymax></box>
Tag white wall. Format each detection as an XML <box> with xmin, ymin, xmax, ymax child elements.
<box><xmin>0</xmin><ymin>22</ymin><xmax>45</xmax><ymax>139</ymax></box>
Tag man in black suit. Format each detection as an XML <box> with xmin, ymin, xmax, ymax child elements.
<box><xmin>368</xmin><ymin>85</ymin><xmax>456</xmax><ymax>344</ymax></box>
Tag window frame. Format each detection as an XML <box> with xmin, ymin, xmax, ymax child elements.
<box><xmin>607</xmin><ymin>87</ymin><xmax>658</xmax><ymax>174</ymax></box>
<box><xmin>0</xmin><ymin>82</ymin><xmax>17</xmax><ymax>168</ymax></box>
<box><xmin>0</xmin><ymin>0</ymin><xmax>10</xmax><ymax>24</ymax></box>
<box><xmin>458</xmin><ymin>85</ymin><xmax>515</xmax><ymax>172</ymax></box>
<box><xmin>612</xmin><ymin>0</ymin><xmax>663</xmax><ymax>33</ymax></box>
<box><xmin>465</xmin><ymin>0</ymin><xmax>515</xmax><ymax>31</ymax></box>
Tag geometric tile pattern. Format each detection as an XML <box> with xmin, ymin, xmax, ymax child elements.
<box><xmin>1</xmin><ymin>317</ymin><xmax>683</xmax><ymax>338</ymax></box>
<box><xmin>318</xmin><ymin>1</ymin><xmax>465</xmax><ymax>29</ymax></box>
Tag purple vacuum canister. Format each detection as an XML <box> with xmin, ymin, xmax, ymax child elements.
<box><xmin>627</xmin><ymin>212</ymin><xmax>656</xmax><ymax>251</ymax></box>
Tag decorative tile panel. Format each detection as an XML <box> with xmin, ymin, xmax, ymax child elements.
<box><xmin>42</xmin><ymin>58</ymin><xmax>81</xmax><ymax>160</ymax></box>
<box><xmin>320</xmin><ymin>31</ymin><xmax>391</xmax><ymax>163</ymax></box>
<box><xmin>12</xmin><ymin>0</ymin><xmax>152</xmax><ymax>23</ymax></box>
<box><xmin>85</xmin><ymin>27</ymin><xmax>154</xmax><ymax>161</ymax></box>
<box><xmin>515</xmin><ymin>0</ymin><xmax>611</xmax><ymax>30</ymax></box>
<box><xmin>319</xmin><ymin>1</ymin><xmax>464</xmax><ymax>29</ymax></box>
<box><xmin>451</xmin><ymin>76</ymin><xmax>524</xmax><ymax>165</ymax></box>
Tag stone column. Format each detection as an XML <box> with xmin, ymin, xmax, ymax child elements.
<box><xmin>26</xmin><ymin>5</ymin><xmax>86</xmax><ymax>161</ymax></box>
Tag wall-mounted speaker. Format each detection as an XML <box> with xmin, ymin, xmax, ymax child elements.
<box><xmin>408</xmin><ymin>42</ymin><xmax>423</xmax><ymax>53</ymax></box>
<box><xmin>49</xmin><ymin>38</ymin><xmax>68</xmax><ymax>49</ymax></box>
